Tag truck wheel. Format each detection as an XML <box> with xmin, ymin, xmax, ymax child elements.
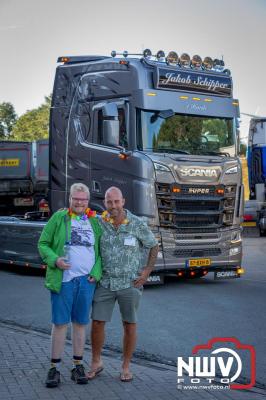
<box><xmin>260</xmin><ymin>228</ymin><xmax>266</xmax><ymax>237</ymax></box>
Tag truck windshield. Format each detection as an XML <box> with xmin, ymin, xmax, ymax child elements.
<box><xmin>138</xmin><ymin>111</ymin><xmax>236</xmax><ymax>156</ymax></box>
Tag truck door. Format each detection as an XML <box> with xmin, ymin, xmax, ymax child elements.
<box><xmin>89</xmin><ymin>100</ymin><xmax>132</xmax><ymax>211</ymax></box>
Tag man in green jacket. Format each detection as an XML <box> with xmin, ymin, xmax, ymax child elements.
<box><xmin>38</xmin><ymin>183</ymin><xmax>102</xmax><ymax>388</ymax></box>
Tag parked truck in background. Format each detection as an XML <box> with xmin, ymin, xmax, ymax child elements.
<box><xmin>0</xmin><ymin>49</ymin><xmax>244</xmax><ymax>281</ymax></box>
<box><xmin>244</xmin><ymin>118</ymin><xmax>266</xmax><ymax>235</ymax></box>
<box><xmin>0</xmin><ymin>139</ymin><xmax>49</xmax><ymax>215</ymax></box>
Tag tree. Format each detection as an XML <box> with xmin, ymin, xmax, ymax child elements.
<box><xmin>0</xmin><ymin>102</ymin><xmax>17</xmax><ymax>139</ymax></box>
<box><xmin>240</xmin><ymin>142</ymin><xmax>247</xmax><ymax>156</ymax></box>
<box><xmin>156</xmin><ymin>115</ymin><xmax>203</xmax><ymax>153</ymax></box>
<box><xmin>12</xmin><ymin>95</ymin><xmax>51</xmax><ymax>141</ymax></box>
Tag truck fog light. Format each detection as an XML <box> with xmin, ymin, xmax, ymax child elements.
<box><xmin>229</xmin><ymin>247</ymin><xmax>240</xmax><ymax>256</ymax></box>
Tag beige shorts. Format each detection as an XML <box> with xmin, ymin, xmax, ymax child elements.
<box><xmin>91</xmin><ymin>284</ymin><xmax>143</xmax><ymax>323</ymax></box>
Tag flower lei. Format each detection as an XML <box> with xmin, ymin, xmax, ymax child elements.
<box><xmin>101</xmin><ymin>210</ymin><xmax>129</xmax><ymax>225</ymax></box>
<box><xmin>68</xmin><ymin>207</ymin><xmax>96</xmax><ymax>221</ymax></box>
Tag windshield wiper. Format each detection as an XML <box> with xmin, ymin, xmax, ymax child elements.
<box><xmin>200</xmin><ymin>150</ymin><xmax>230</xmax><ymax>157</ymax></box>
<box><xmin>148</xmin><ymin>147</ymin><xmax>191</xmax><ymax>155</ymax></box>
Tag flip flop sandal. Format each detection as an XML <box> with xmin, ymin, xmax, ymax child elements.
<box><xmin>120</xmin><ymin>372</ymin><xmax>133</xmax><ymax>382</ymax></box>
<box><xmin>87</xmin><ymin>366</ymin><xmax>104</xmax><ymax>380</ymax></box>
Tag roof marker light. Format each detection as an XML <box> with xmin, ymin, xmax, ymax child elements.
<box><xmin>119</xmin><ymin>60</ymin><xmax>129</xmax><ymax>65</ymax></box>
<box><xmin>192</xmin><ymin>97</ymin><xmax>201</xmax><ymax>101</ymax></box>
<box><xmin>58</xmin><ymin>57</ymin><xmax>70</xmax><ymax>63</ymax></box>
<box><xmin>180</xmin><ymin>96</ymin><xmax>189</xmax><ymax>100</ymax></box>
<box><xmin>147</xmin><ymin>92</ymin><xmax>157</xmax><ymax>96</ymax></box>
<box><xmin>204</xmin><ymin>98</ymin><xmax>212</xmax><ymax>102</ymax></box>
<box><xmin>180</xmin><ymin>53</ymin><xmax>190</xmax><ymax>67</ymax></box>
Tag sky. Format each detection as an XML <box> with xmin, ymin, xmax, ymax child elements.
<box><xmin>0</xmin><ymin>0</ymin><xmax>266</xmax><ymax>139</ymax></box>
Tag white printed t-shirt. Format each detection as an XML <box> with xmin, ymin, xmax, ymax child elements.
<box><xmin>63</xmin><ymin>218</ymin><xmax>95</xmax><ymax>282</ymax></box>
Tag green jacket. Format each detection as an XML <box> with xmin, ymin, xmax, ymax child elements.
<box><xmin>38</xmin><ymin>209</ymin><xmax>102</xmax><ymax>293</ymax></box>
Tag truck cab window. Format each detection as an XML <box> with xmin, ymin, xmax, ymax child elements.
<box><xmin>97</xmin><ymin>108</ymin><xmax>128</xmax><ymax>148</ymax></box>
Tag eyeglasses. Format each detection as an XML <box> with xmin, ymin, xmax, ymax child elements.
<box><xmin>71</xmin><ymin>197</ymin><xmax>89</xmax><ymax>202</ymax></box>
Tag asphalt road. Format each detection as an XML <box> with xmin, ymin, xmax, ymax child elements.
<box><xmin>0</xmin><ymin>237</ymin><xmax>265</xmax><ymax>387</ymax></box>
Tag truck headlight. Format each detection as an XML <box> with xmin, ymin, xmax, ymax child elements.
<box><xmin>229</xmin><ymin>247</ymin><xmax>241</xmax><ymax>256</ymax></box>
<box><xmin>225</xmin><ymin>166</ymin><xmax>238</xmax><ymax>175</ymax></box>
<box><xmin>154</xmin><ymin>162</ymin><xmax>171</xmax><ymax>172</ymax></box>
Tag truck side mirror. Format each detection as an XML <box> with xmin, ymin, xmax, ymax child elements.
<box><xmin>102</xmin><ymin>103</ymin><xmax>120</xmax><ymax>147</ymax></box>
<box><xmin>102</xmin><ymin>119</ymin><xmax>120</xmax><ymax>147</ymax></box>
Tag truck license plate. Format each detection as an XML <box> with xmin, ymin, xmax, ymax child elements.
<box><xmin>13</xmin><ymin>197</ymin><xmax>34</xmax><ymax>206</ymax></box>
<box><xmin>214</xmin><ymin>270</ymin><xmax>239</xmax><ymax>279</ymax></box>
<box><xmin>146</xmin><ymin>275</ymin><xmax>164</xmax><ymax>285</ymax></box>
<box><xmin>188</xmin><ymin>258</ymin><xmax>211</xmax><ymax>267</ymax></box>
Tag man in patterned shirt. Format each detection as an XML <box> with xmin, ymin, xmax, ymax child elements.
<box><xmin>88</xmin><ymin>186</ymin><xmax>158</xmax><ymax>382</ymax></box>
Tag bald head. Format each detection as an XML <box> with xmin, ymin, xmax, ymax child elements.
<box><xmin>104</xmin><ymin>186</ymin><xmax>125</xmax><ymax>218</ymax></box>
<box><xmin>105</xmin><ymin>186</ymin><xmax>123</xmax><ymax>199</ymax></box>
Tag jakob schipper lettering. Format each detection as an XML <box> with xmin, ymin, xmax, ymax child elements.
<box><xmin>161</xmin><ymin>72</ymin><xmax>228</xmax><ymax>92</ymax></box>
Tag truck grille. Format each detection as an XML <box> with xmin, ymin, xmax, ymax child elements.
<box><xmin>174</xmin><ymin>248</ymin><xmax>221</xmax><ymax>257</ymax></box>
<box><xmin>175</xmin><ymin>199</ymin><xmax>220</xmax><ymax>211</ymax></box>
<box><xmin>173</xmin><ymin>213</ymin><xmax>221</xmax><ymax>227</ymax></box>
<box><xmin>156</xmin><ymin>183</ymin><xmax>236</xmax><ymax>229</ymax></box>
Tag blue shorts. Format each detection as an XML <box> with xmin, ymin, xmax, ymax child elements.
<box><xmin>51</xmin><ymin>276</ymin><xmax>96</xmax><ymax>325</ymax></box>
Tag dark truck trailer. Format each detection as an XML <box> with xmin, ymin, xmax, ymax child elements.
<box><xmin>0</xmin><ymin>50</ymin><xmax>244</xmax><ymax>282</ymax></box>
<box><xmin>243</xmin><ymin>118</ymin><xmax>266</xmax><ymax>236</ymax></box>
<box><xmin>0</xmin><ymin>141</ymin><xmax>34</xmax><ymax>214</ymax></box>
<box><xmin>0</xmin><ymin>139</ymin><xmax>49</xmax><ymax>215</ymax></box>
<box><xmin>34</xmin><ymin>139</ymin><xmax>49</xmax><ymax>199</ymax></box>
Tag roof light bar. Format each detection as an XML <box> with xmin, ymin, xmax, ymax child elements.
<box><xmin>110</xmin><ymin>49</ymin><xmax>229</xmax><ymax>74</ymax></box>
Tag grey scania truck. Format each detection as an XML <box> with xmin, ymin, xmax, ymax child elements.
<box><xmin>0</xmin><ymin>50</ymin><xmax>244</xmax><ymax>281</ymax></box>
